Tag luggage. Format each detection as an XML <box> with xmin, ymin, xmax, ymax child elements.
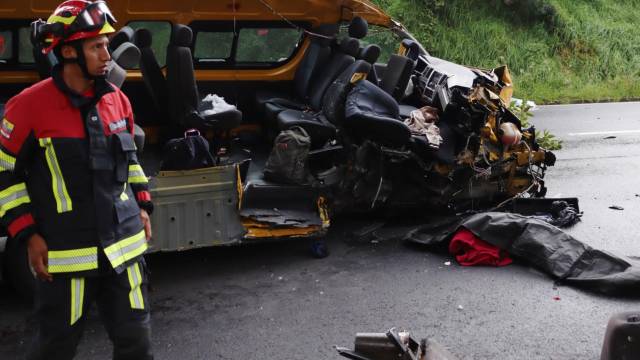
<box><xmin>264</xmin><ymin>126</ymin><xmax>311</xmax><ymax>184</ymax></box>
<box><xmin>161</xmin><ymin>129</ymin><xmax>215</xmax><ymax>171</ymax></box>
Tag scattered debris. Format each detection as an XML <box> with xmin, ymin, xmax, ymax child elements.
<box><xmin>457</xmin><ymin>305</ymin><xmax>464</xmax><ymax>311</ymax></box>
<box><xmin>603</xmin><ymin>136</ymin><xmax>617</xmax><ymax>140</ymax></box>
<box><xmin>609</xmin><ymin>205</ymin><xmax>624</xmax><ymax>211</ymax></box>
<box><xmin>349</xmin><ymin>222</ymin><xmax>385</xmax><ymax>244</ymax></box>
<box><xmin>336</xmin><ymin>328</ymin><xmax>460</xmax><ymax>360</ymax></box>
<box><xmin>405</xmin><ymin>212</ymin><xmax>640</xmax><ymax>296</ymax></box>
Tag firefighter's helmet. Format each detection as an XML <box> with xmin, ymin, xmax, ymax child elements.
<box><xmin>33</xmin><ymin>0</ymin><xmax>117</xmax><ymax>54</ymax></box>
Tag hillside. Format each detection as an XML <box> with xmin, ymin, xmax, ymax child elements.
<box><xmin>374</xmin><ymin>0</ymin><xmax>640</xmax><ymax>103</ymax></box>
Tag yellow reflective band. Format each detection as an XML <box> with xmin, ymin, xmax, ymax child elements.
<box><xmin>104</xmin><ymin>230</ymin><xmax>148</xmax><ymax>269</ymax></box>
<box><xmin>48</xmin><ymin>247</ymin><xmax>98</xmax><ymax>273</ymax></box>
<box><xmin>0</xmin><ymin>148</ymin><xmax>16</xmax><ymax>171</ymax></box>
<box><xmin>0</xmin><ymin>183</ymin><xmax>30</xmax><ymax>217</ymax></box>
<box><xmin>47</xmin><ymin>14</ymin><xmax>76</xmax><ymax>25</ymax></box>
<box><xmin>127</xmin><ymin>263</ymin><xmax>145</xmax><ymax>310</ymax></box>
<box><xmin>128</xmin><ymin>164</ymin><xmax>148</xmax><ymax>184</ymax></box>
<box><xmin>70</xmin><ymin>277</ymin><xmax>85</xmax><ymax>325</ymax></box>
<box><xmin>39</xmin><ymin>138</ymin><xmax>73</xmax><ymax>213</ymax></box>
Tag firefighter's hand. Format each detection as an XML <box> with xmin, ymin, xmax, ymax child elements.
<box><xmin>140</xmin><ymin>209</ymin><xmax>152</xmax><ymax>241</ymax></box>
<box><xmin>27</xmin><ymin>233</ymin><xmax>52</xmax><ymax>282</ymax></box>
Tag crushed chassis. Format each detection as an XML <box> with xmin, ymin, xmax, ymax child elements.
<box><xmin>146</xmin><ymin>55</ymin><xmax>555</xmax><ymax>255</ymax></box>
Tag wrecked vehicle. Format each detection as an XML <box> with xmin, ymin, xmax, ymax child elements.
<box><xmin>0</xmin><ymin>0</ymin><xmax>554</xmax><ymax>297</ymax></box>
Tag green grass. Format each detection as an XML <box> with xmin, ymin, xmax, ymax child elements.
<box><xmin>373</xmin><ymin>0</ymin><xmax>640</xmax><ymax>104</ymax></box>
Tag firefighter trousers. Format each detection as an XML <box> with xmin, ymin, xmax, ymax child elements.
<box><xmin>27</xmin><ymin>260</ymin><xmax>153</xmax><ymax>360</ymax></box>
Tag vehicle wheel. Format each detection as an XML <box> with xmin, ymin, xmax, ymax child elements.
<box><xmin>3</xmin><ymin>237</ymin><xmax>35</xmax><ymax>302</ymax></box>
<box><xmin>310</xmin><ymin>239</ymin><xmax>329</xmax><ymax>259</ymax></box>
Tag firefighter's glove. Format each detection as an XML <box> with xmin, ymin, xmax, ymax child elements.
<box><xmin>27</xmin><ymin>233</ymin><xmax>53</xmax><ymax>282</ymax></box>
<box><xmin>140</xmin><ymin>209</ymin><xmax>152</xmax><ymax>242</ymax></box>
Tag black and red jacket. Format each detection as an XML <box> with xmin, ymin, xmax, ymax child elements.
<box><xmin>0</xmin><ymin>65</ymin><xmax>152</xmax><ymax>276</ymax></box>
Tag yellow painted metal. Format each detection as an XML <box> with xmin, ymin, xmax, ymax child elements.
<box><xmin>242</xmin><ymin>196</ymin><xmax>330</xmax><ymax>239</ymax></box>
<box><xmin>242</xmin><ymin>220</ymin><xmax>324</xmax><ymax>238</ymax></box>
<box><xmin>2</xmin><ymin>0</ymin><xmax>392</xmax><ymax>84</ymax></box>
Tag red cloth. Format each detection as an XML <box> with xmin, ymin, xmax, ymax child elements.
<box><xmin>449</xmin><ymin>228</ymin><xmax>513</xmax><ymax>267</ymax></box>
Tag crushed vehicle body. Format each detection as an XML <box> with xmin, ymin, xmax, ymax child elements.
<box><xmin>0</xmin><ymin>0</ymin><xmax>554</xmax><ymax>292</ymax></box>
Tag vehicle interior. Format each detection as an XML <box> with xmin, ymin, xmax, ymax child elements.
<box><xmin>0</xmin><ymin>0</ymin><xmax>549</xmax><ymax>233</ymax></box>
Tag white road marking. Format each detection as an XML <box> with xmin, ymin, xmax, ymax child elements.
<box><xmin>567</xmin><ymin>129</ymin><xmax>640</xmax><ymax>136</ymax></box>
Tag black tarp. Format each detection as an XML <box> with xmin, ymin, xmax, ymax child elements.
<box><xmin>404</xmin><ymin>212</ymin><xmax>640</xmax><ymax>296</ymax></box>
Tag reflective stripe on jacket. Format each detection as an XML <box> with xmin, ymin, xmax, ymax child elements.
<box><xmin>0</xmin><ymin>66</ymin><xmax>152</xmax><ymax>275</ymax></box>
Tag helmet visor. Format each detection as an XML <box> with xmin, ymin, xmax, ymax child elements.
<box><xmin>73</xmin><ymin>1</ymin><xmax>116</xmax><ymax>31</ymax></box>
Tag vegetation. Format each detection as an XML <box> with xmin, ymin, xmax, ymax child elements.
<box><xmin>373</xmin><ymin>0</ymin><xmax>640</xmax><ymax>104</ymax></box>
<box><xmin>509</xmin><ymin>100</ymin><xmax>562</xmax><ymax>150</ymax></box>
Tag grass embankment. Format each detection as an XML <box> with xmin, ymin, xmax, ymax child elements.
<box><xmin>374</xmin><ymin>0</ymin><xmax>640</xmax><ymax>104</ymax></box>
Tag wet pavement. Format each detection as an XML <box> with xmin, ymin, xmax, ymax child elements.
<box><xmin>1</xmin><ymin>102</ymin><xmax>639</xmax><ymax>359</ymax></box>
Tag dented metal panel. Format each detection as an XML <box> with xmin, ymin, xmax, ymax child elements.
<box><xmin>148</xmin><ymin>166</ymin><xmax>245</xmax><ymax>252</ymax></box>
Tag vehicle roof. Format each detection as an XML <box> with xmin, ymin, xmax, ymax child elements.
<box><xmin>0</xmin><ymin>0</ymin><xmax>392</xmax><ymax>27</ymax></box>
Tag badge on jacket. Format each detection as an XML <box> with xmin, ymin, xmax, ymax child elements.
<box><xmin>108</xmin><ymin>118</ymin><xmax>127</xmax><ymax>133</ymax></box>
<box><xmin>1</xmin><ymin>118</ymin><xmax>14</xmax><ymax>139</ymax></box>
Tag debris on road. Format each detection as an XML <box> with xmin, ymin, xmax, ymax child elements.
<box><xmin>336</xmin><ymin>328</ymin><xmax>459</xmax><ymax>360</ymax></box>
<box><xmin>609</xmin><ymin>205</ymin><xmax>624</xmax><ymax>210</ymax></box>
<box><xmin>405</xmin><ymin>212</ymin><xmax>640</xmax><ymax>296</ymax></box>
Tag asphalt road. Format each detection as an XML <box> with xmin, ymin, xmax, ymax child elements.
<box><xmin>1</xmin><ymin>102</ymin><xmax>639</xmax><ymax>360</ymax></box>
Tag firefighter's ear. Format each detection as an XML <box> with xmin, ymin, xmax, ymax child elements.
<box><xmin>60</xmin><ymin>44</ymin><xmax>77</xmax><ymax>61</ymax></box>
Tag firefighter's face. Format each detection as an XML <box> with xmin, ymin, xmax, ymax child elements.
<box><xmin>81</xmin><ymin>35</ymin><xmax>111</xmax><ymax>77</ymax></box>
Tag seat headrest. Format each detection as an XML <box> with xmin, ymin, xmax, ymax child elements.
<box><xmin>310</xmin><ymin>23</ymin><xmax>338</xmax><ymax>47</ymax></box>
<box><xmin>106</xmin><ymin>61</ymin><xmax>126</xmax><ymax>88</ymax></box>
<box><xmin>134</xmin><ymin>28</ymin><xmax>152</xmax><ymax>48</ymax></box>
<box><xmin>171</xmin><ymin>24</ymin><xmax>193</xmax><ymax>47</ymax></box>
<box><xmin>339</xmin><ymin>37</ymin><xmax>360</xmax><ymax>57</ymax></box>
<box><xmin>359</xmin><ymin>44</ymin><xmax>381</xmax><ymax>64</ymax></box>
<box><xmin>110</xmin><ymin>26</ymin><xmax>134</xmax><ymax>50</ymax></box>
<box><xmin>400</xmin><ymin>39</ymin><xmax>421</xmax><ymax>61</ymax></box>
<box><xmin>348</xmin><ymin>16</ymin><xmax>368</xmax><ymax>39</ymax></box>
<box><xmin>112</xmin><ymin>42</ymin><xmax>141</xmax><ymax>70</ymax></box>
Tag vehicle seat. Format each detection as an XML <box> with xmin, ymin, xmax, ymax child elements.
<box><xmin>379</xmin><ymin>54</ymin><xmax>414</xmax><ymax>102</ymax></box>
<box><xmin>109</xmin><ymin>26</ymin><xmax>135</xmax><ymax>51</ymax></box>
<box><xmin>276</xmin><ymin>60</ymin><xmax>371</xmax><ymax>147</ymax></box>
<box><xmin>263</xmin><ymin>35</ymin><xmax>359</xmax><ymax>123</ymax></box>
<box><xmin>106</xmin><ymin>42</ymin><xmax>140</xmax><ymax>88</ymax></box>
<box><xmin>348</xmin><ymin>16</ymin><xmax>368</xmax><ymax>40</ymax></box>
<box><xmin>134</xmin><ymin>28</ymin><xmax>168</xmax><ymax>117</ymax></box>
<box><xmin>399</xmin><ymin>39</ymin><xmax>422</xmax><ymax>61</ymax></box>
<box><xmin>358</xmin><ymin>44</ymin><xmax>381</xmax><ymax>83</ymax></box>
<box><xmin>165</xmin><ymin>24</ymin><xmax>242</xmax><ymax>131</ymax></box>
<box><xmin>103</xmin><ymin>40</ymin><xmax>145</xmax><ymax>153</ymax></box>
<box><xmin>345</xmin><ymin>80</ymin><xmax>411</xmax><ymax>148</ymax></box>
<box><xmin>256</xmin><ymin>24</ymin><xmax>337</xmax><ymax>111</ymax></box>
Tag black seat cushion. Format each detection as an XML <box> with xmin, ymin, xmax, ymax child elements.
<box><xmin>398</xmin><ymin>104</ymin><xmax>418</xmax><ymax>119</ymax></box>
<box><xmin>345</xmin><ymin>80</ymin><xmax>410</xmax><ymax>148</ymax></box>
<box><xmin>276</xmin><ymin>109</ymin><xmax>336</xmax><ymax>146</ymax></box>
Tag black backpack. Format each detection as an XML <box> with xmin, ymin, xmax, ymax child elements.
<box><xmin>161</xmin><ymin>129</ymin><xmax>215</xmax><ymax>171</ymax></box>
<box><xmin>264</xmin><ymin>126</ymin><xmax>311</xmax><ymax>184</ymax></box>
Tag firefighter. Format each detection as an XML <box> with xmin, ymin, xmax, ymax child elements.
<box><xmin>1</xmin><ymin>1</ymin><xmax>153</xmax><ymax>359</ymax></box>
